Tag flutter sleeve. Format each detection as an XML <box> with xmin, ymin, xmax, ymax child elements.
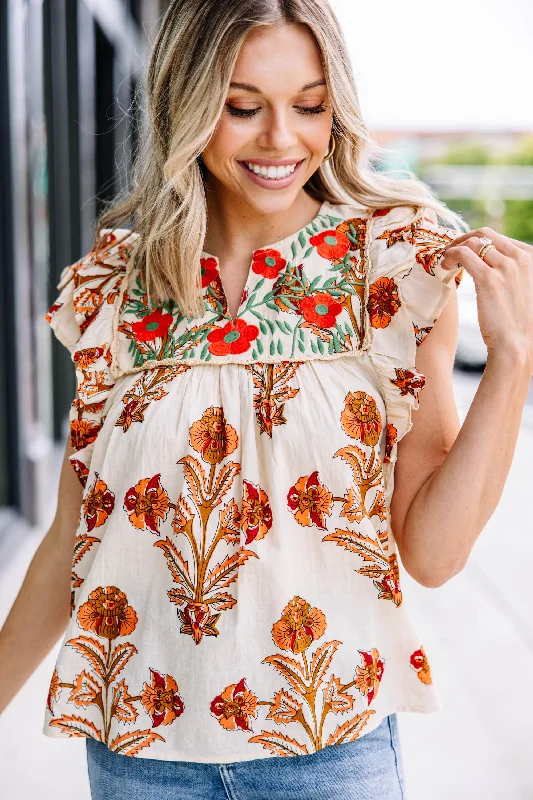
<box><xmin>365</xmin><ymin>204</ymin><xmax>468</xmax><ymax>491</ymax></box>
<box><xmin>44</xmin><ymin>229</ymin><xmax>135</xmax><ymax>486</ymax></box>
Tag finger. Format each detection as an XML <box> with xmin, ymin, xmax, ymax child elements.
<box><xmin>440</xmin><ymin>243</ymin><xmax>493</xmax><ymax>283</ymax></box>
<box><xmin>448</xmin><ymin>235</ymin><xmax>508</xmax><ymax>269</ymax></box>
<box><xmin>443</xmin><ymin>226</ymin><xmax>523</xmax><ymax>260</ymax></box>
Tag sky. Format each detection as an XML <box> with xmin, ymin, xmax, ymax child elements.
<box><xmin>331</xmin><ymin>0</ymin><xmax>533</xmax><ymax>131</ymax></box>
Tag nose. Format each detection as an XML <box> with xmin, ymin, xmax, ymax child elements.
<box><xmin>257</xmin><ymin>108</ymin><xmax>298</xmax><ymax>152</ymax></box>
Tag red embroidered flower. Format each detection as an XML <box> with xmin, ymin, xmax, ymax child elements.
<box><xmin>131</xmin><ymin>309</ymin><xmax>173</xmax><ymax>342</ymax></box>
<box><xmin>241</xmin><ymin>480</ymin><xmax>273</xmax><ymax>544</ymax></box>
<box><xmin>309</xmin><ymin>229</ymin><xmax>350</xmax><ymax>260</ymax></box>
<box><xmin>210</xmin><ymin>678</ymin><xmax>258</xmax><ymax>731</ymax></box>
<box><xmin>207</xmin><ymin>319</ymin><xmax>259</xmax><ymax>356</ymax></box>
<box><xmin>299</xmin><ymin>293</ymin><xmax>343</xmax><ymax>327</ymax></box>
<box><xmin>251</xmin><ymin>249</ymin><xmax>287</xmax><ymax>279</ymax></box>
<box><xmin>200</xmin><ymin>257</ymin><xmax>220</xmax><ymax>287</ymax></box>
<box><xmin>141</xmin><ymin>668</ymin><xmax>184</xmax><ymax>726</ymax></box>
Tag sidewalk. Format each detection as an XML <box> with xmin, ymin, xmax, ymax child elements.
<box><xmin>1</xmin><ymin>371</ymin><xmax>532</xmax><ymax>798</ymax></box>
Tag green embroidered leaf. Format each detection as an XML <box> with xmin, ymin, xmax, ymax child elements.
<box><xmin>257</xmin><ymin>338</ymin><xmax>264</xmax><ymax>354</ymax></box>
<box><xmin>131</xmin><ymin>289</ymin><xmax>143</xmax><ymax>297</ymax></box>
<box><xmin>309</xmin><ymin>275</ymin><xmax>322</xmax><ymax>292</ymax></box>
<box><xmin>291</xmin><ymin>241</ymin><xmax>297</xmax><ymax>259</ymax></box>
<box><xmin>328</xmin><ymin>339</ymin><xmax>334</xmax><ymax>354</ymax></box>
<box><xmin>327</xmin><ymin>288</ymin><xmax>345</xmax><ymax>297</ymax></box>
<box><xmin>200</xmin><ymin>343</ymin><xmax>209</xmax><ymax>359</ymax></box>
<box><xmin>298</xmin><ymin>231</ymin><xmax>306</xmax><ymax>249</ymax></box>
<box><xmin>310</xmin><ymin>339</ymin><xmax>317</xmax><ymax>353</ymax></box>
<box><xmin>255</xmin><ymin>278</ymin><xmax>265</xmax><ymax>291</ymax></box>
<box><xmin>252</xmin><ymin>348</ymin><xmax>258</xmax><ymax>359</ymax></box>
<box><xmin>276</xmin><ymin>339</ymin><xmax>283</xmax><ymax>355</ymax></box>
<box><xmin>205</xmin><ymin>352</ymin><xmax>212</xmax><ymax>361</ymax></box>
<box><xmin>250</xmin><ymin>308</ymin><xmax>263</xmax><ymax>320</ymax></box>
<box><xmin>317</xmin><ymin>337</ymin><xmax>324</xmax><ymax>355</ymax></box>
<box><xmin>344</xmin><ymin>322</ymin><xmax>353</xmax><ymax>335</ymax></box>
<box><xmin>270</xmin><ymin>340</ymin><xmax>275</xmax><ymax>356</ymax></box>
<box><xmin>331</xmin><ymin>332</ymin><xmax>343</xmax><ymax>352</ymax></box>
<box><xmin>275</xmin><ymin>320</ymin><xmax>286</xmax><ymax>333</ymax></box>
<box><xmin>342</xmin><ymin>284</ymin><xmax>357</xmax><ymax>295</ymax></box>
<box><xmin>259</xmin><ymin>320</ymin><xmax>268</xmax><ymax>335</ymax></box>
<box><xmin>298</xmin><ymin>326</ymin><xmax>305</xmax><ymax>340</ymax></box>
<box><xmin>320</xmin><ymin>219</ymin><xmax>330</xmax><ymax>229</ymax></box>
<box><xmin>297</xmin><ymin>339</ymin><xmax>305</xmax><ymax>353</ymax></box>
<box><xmin>277</xmin><ymin>296</ymin><xmax>299</xmax><ymax>311</ymax></box>
<box><xmin>266</xmin><ymin>318</ymin><xmax>276</xmax><ymax>333</ymax></box>
<box><xmin>335</xmin><ymin>323</ymin><xmax>346</xmax><ymax>342</ymax></box>
<box><xmin>323</xmin><ymin>277</ymin><xmax>336</xmax><ymax>289</ymax></box>
<box><xmin>266</xmin><ymin>301</ymin><xmax>280</xmax><ymax>312</ymax></box>
<box><xmin>303</xmin><ymin>246</ymin><xmax>314</xmax><ymax>259</ymax></box>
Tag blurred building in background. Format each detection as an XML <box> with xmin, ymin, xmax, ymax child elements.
<box><xmin>0</xmin><ymin>1</ymin><xmax>168</xmax><ymax>544</ymax></box>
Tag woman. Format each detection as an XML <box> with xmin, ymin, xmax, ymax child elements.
<box><xmin>1</xmin><ymin>1</ymin><xmax>532</xmax><ymax>798</ymax></box>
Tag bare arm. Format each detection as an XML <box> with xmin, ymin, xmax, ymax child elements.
<box><xmin>391</xmin><ymin>252</ymin><xmax>532</xmax><ymax>588</ymax></box>
<box><xmin>0</xmin><ymin>433</ymin><xmax>83</xmax><ymax>714</ymax></box>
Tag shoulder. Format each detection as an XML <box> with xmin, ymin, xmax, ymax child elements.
<box><xmin>45</xmin><ymin>227</ymin><xmax>139</xmax><ymax>353</ymax></box>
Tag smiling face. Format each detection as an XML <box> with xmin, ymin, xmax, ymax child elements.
<box><xmin>200</xmin><ymin>23</ymin><xmax>333</xmax><ymax>217</ymax></box>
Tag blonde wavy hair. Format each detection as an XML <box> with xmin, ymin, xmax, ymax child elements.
<box><xmin>94</xmin><ymin>0</ymin><xmax>468</xmax><ymax>317</ymax></box>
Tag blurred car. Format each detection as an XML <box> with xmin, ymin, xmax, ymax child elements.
<box><xmin>455</xmin><ymin>269</ymin><xmax>488</xmax><ymax>370</ymax></box>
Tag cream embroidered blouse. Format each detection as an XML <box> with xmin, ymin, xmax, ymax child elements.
<box><xmin>43</xmin><ymin>199</ymin><xmax>463</xmax><ymax>762</ymax></box>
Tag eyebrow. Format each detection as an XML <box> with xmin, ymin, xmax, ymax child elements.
<box><xmin>228</xmin><ymin>79</ymin><xmax>327</xmax><ymax>93</ymax></box>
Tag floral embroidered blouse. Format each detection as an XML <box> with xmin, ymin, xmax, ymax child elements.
<box><xmin>43</xmin><ymin>199</ymin><xmax>463</xmax><ymax>762</ymax></box>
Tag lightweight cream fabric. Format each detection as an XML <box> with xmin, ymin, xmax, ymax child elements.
<box><xmin>43</xmin><ymin>200</ymin><xmax>463</xmax><ymax>762</ymax></box>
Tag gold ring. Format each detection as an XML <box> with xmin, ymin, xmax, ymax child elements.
<box><xmin>479</xmin><ymin>243</ymin><xmax>497</xmax><ymax>261</ymax></box>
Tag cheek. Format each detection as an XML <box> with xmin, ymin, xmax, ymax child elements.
<box><xmin>203</xmin><ymin>118</ymin><xmax>251</xmax><ymax>170</ymax></box>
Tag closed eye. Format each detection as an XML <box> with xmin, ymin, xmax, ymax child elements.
<box><xmin>225</xmin><ymin>103</ymin><xmax>327</xmax><ymax>118</ymax></box>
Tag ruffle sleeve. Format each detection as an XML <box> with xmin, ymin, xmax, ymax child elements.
<box><xmin>365</xmin><ymin>204</ymin><xmax>467</xmax><ymax>498</ymax></box>
<box><xmin>44</xmin><ymin>229</ymin><xmax>136</xmax><ymax>486</ymax></box>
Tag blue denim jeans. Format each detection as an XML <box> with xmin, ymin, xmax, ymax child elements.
<box><xmin>85</xmin><ymin>713</ymin><xmax>406</xmax><ymax>799</ymax></box>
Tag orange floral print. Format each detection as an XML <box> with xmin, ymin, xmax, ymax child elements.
<box><xmin>241</xmin><ymin>480</ymin><xmax>273</xmax><ymax>544</ymax></box>
<box><xmin>49</xmin><ymin>586</ymin><xmax>184</xmax><ymax>755</ymax></box>
<box><xmin>340</xmin><ymin>391</ymin><xmax>382</xmax><ymax>446</ymax></box>
<box><xmin>210</xmin><ymin>678</ymin><xmax>258</xmax><ymax>731</ymax></box>
<box><xmin>384</xmin><ymin>423</ymin><xmax>398</xmax><ymax>463</ymax></box>
<box><xmin>410</xmin><ymin>646</ymin><xmax>433</xmax><ymax>685</ymax></box>
<box><xmin>245</xmin><ymin>362</ymin><xmax>301</xmax><ymax>438</ymax></box>
<box><xmin>124</xmin><ymin>474</ymin><xmax>170</xmax><ymax>534</ymax></box>
<box><xmin>251</xmin><ymin>249</ymin><xmax>287</xmax><ymax>279</ymax></box>
<box><xmin>47</xmin><ymin>668</ymin><xmax>61</xmax><ymax>713</ymax></box>
<box><xmin>116</xmin><ymin>367</ymin><xmax>188</xmax><ymax>432</ymax></box>
<box><xmin>83</xmin><ymin>473</ymin><xmax>115</xmax><ymax>532</ymax></box>
<box><xmin>207</xmin><ymin>319</ymin><xmax>260</xmax><ymax>356</ymax></box>
<box><xmin>390</xmin><ymin>367</ymin><xmax>426</xmax><ymax>399</ymax></box>
<box><xmin>141</xmin><ymin>669</ymin><xmax>184</xmax><ymax>727</ymax></box>
<box><xmin>287</xmin><ymin>471</ymin><xmax>333</xmax><ymax>530</ymax></box>
<box><xmin>70</xmin><ymin>417</ymin><xmax>101</xmax><ymax>451</ymax></box>
<box><xmin>355</xmin><ymin>648</ymin><xmax>385</xmax><ymax>705</ymax></box>
<box><xmin>77</xmin><ymin>586</ymin><xmax>138</xmax><ymax>639</ymax></box>
<box><xmin>272</xmin><ymin>596</ymin><xmax>326</xmax><ymax>654</ymax></box>
<box><xmin>189</xmin><ymin>407</ymin><xmax>238</xmax><ymax>463</ymax></box>
<box><xmin>212</xmin><ymin>597</ymin><xmax>377</xmax><ymax>755</ymax></box>
<box><xmin>367</xmin><ymin>277</ymin><xmax>401</xmax><ymax>329</ymax></box>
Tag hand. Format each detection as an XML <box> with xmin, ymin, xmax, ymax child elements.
<box><xmin>441</xmin><ymin>226</ymin><xmax>533</xmax><ymax>371</ymax></box>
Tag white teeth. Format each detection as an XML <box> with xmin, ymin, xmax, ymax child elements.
<box><xmin>244</xmin><ymin>161</ymin><xmax>298</xmax><ymax>179</ymax></box>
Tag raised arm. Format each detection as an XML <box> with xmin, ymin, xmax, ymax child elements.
<box><xmin>390</xmin><ymin>227</ymin><xmax>533</xmax><ymax>588</ymax></box>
